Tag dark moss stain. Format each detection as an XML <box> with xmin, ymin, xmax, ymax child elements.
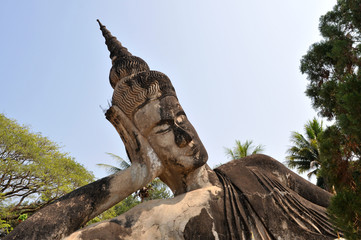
<box><xmin>109</xmin><ymin>219</ymin><xmax>123</xmax><ymax>225</ymax></box>
<box><xmin>183</xmin><ymin>208</ymin><xmax>215</xmax><ymax>240</ymax></box>
<box><xmin>134</xmin><ymin>132</ymin><xmax>141</xmax><ymax>153</ymax></box>
<box><xmin>208</xmin><ymin>191</ymin><xmax>229</xmax><ymax>240</ymax></box>
<box><xmin>124</xmin><ymin>215</ymin><xmax>135</xmax><ymax>228</ymax></box>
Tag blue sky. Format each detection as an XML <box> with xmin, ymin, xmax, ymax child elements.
<box><xmin>0</xmin><ymin>1</ymin><xmax>336</xmax><ymax>179</ymax></box>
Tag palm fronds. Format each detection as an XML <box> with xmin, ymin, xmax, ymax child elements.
<box><xmin>225</xmin><ymin>140</ymin><xmax>265</xmax><ymax>160</ymax></box>
<box><xmin>285</xmin><ymin>118</ymin><xmax>323</xmax><ymax>179</ymax></box>
<box><xmin>97</xmin><ymin>153</ymin><xmax>130</xmax><ymax>174</ymax></box>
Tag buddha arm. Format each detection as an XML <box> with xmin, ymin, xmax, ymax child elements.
<box><xmin>5</xmin><ymin>165</ymin><xmax>160</xmax><ymax>240</ymax></box>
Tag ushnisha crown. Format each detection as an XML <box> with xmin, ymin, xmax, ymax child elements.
<box><xmin>97</xmin><ymin>20</ymin><xmax>177</xmax><ymax>119</ymax></box>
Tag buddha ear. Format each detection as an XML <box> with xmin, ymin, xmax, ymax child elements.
<box><xmin>105</xmin><ymin>106</ymin><xmax>163</xmax><ymax>174</ymax></box>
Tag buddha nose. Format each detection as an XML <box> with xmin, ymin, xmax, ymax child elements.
<box><xmin>173</xmin><ymin>125</ymin><xmax>192</xmax><ymax>148</ymax></box>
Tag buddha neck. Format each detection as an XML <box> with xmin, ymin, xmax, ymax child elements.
<box><xmin>160</xmin><ymin>164</ymin><xmax>221</xmax><ymax>196</ymax></box>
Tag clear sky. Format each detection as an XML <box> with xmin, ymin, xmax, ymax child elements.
<box><xmin>0</xmin><ymin>1</ymin><xmax>336</xmax><ymax>179</ymax></box>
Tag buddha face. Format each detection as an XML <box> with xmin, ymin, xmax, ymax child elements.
<box><xmin>133</xmin><ymin>96</ymin><xmax>208</xmax><ymax>172</ymax></box>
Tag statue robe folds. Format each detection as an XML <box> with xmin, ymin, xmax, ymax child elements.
<box><xmin>214</xmin><ymin>154</ymin><xmax>337</xmax><ymax>240</ymax></box>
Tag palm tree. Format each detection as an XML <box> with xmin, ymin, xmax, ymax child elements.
<box><xmin>285</xmin><ymin>118</ymin><xmax>325</xmax><ymax>188</ymax></box>
<box><xmin>97</xmin><ymin>153</ymin><xmax>130</xmax><ymax>174</ymax></box>
<box><xmin>225</xmin><ymin>140</ymin><xmax>265</xmax><ymax>160</ymax></box>
<box><xmin>98</xmin><ymin>153</ymin><xmax>172</xmax><ymax>202</ymax></box>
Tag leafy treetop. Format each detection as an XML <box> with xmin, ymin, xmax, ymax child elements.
<box><xmin>0</xmin><ymin>113</ymin><xmax>94</xmax><ymax>225</ymax></box>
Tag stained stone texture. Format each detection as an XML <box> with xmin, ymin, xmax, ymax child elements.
<box><xmin>65</xmin><ymin>185</ymin><xmax>226</xmax><ymax>240</ymax></box>
<box><xmin>65</xmin><ymin>155</ymin><xmax>338</xmax><ymax>240</ymax></box>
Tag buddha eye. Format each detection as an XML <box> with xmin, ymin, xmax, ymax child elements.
<box><xmin>154</xmin><ymin>123</ymin><xmax>171</xmax><ymax>134</ymax></box>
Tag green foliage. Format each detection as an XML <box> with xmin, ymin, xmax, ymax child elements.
<box><xmin>224</xmin><ymin>140</ymin><xmax>264</xmax><ymax>160</ymax></box>
<box><xmin>86</xmin><ymin>201</ymin><xmax>121</xmax><ymax>226</ymax></box>
<box><xmin>0</xmin><ymin>113</ymin><xmax>94</xmax><ymax>231</ymax></box>
<box><xmin>0</xmin><ymin>218</ymin><xmax>12</xmax><ymax>235</ymax></box>
<box><xmin>300</xmin><ymin>0</ymin><xmax>361</xmax><ymax>135</ymax></box>
<box><xmin>17</xmin><ymin>214</ymin><xmax>27</xmax><ymax>222</ymax></box>
<box><xmin>113</xmin><ymin>195</ymin><xmax>141</xmax><ymax>215</ymax></box>
<box><xmin>146</xmin><ymin>178</ymin><xmax>172</xmax><ymax>200</ymax></box>
<box><xmin>300</xmin><ymin>1</ymin><xmax>361</xmax><ymax>237</ymax></box>
<box><xmin>328</xmin><ymin>188</ymin><xmax>361</xmax><ymax>240</ymax></box>
<box><xmin>285</xmin><ymin>118</ymin><xmax>326</xmax><ymax>188</ymax></box>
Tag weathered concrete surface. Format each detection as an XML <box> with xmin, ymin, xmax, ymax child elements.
<box><xmin>64</xmin><ymin>155</ymin><xmax>338</xmax><ymax>240</ymax></box>
<box><xmin>65</xmin><ymin>185</ymin><xmax>225</xmax><ymax>240</ymax></box>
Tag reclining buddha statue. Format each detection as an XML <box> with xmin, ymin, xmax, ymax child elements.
<box><xmin>5</xmin><ymin>21</ymin><xmax>339</xmax><ymax>240</ymax></box>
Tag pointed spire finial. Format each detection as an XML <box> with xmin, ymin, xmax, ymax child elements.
<box><xmin>97</xmin><ymin>19</ymin><xmax>132</xmax><ymax>60</ymax></box>
<box><xmin>96</xmin><ymin>19</ymin><xmax>104</xmax><ymax>28</ymax></box>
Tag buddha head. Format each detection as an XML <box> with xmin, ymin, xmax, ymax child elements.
<box><xmin>98</xmin><ymin>20</ymin><xmax>208</xmax><ymax>179</ymax></box>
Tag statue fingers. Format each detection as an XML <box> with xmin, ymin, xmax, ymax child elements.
<box><xmin>105</xmin><ymin>105</ymin><xmax>139</xmax><ymax>161</ymax></box>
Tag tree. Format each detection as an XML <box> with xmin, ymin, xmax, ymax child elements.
<box><xmin>300</xmin><ymin>1</ymin><xmax>361</xmax><ymax>238</ymax></box>
<box><xmin>0</xmin><ymin>218</ymin><xmax>12</xmax><ymax>237</ymax></box>
<box><xmin>0</xmin><ymin>114</ymin><xmax>94</xmax><ymax>229</ymax></box>
<box><xmin>225</xmin><ymin>140</ymin><xmax>264</xmax><ymax>160</ymax></box>
<box><xmin>87</xmin><ymin>153</ymin><xmax>172</xmax><ymax>225</ymax></box>
<box><xmin>285</xmin><ymin>118</ymin><xmax>326</xmax><ymax>189</ymax></box>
